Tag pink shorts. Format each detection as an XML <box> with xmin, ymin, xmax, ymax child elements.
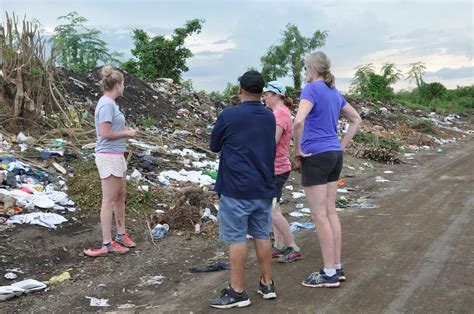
<box><xmin>95</xmin><ymin>154</ymin><xmax>127</xmax><ymax>179</ymax></box>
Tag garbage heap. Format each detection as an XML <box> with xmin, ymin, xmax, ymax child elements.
<box><xmin>342</xmin><ymin>98</ymin><xmax>472</xmax><ymax>164</ymax></box>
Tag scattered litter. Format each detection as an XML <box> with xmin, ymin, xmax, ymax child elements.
<box><xmin>362</xmin><ymin>162</ymin><xmax>374</xmax><ymax>169</ymax></box>
<box><xmin>0</xmin><ymin>280</ymin><xmax>46</xmax><ymax>302</ymax></box>
<box><xmin>11</xmin><ymin>279</ymin><xmax>47</xmax><ymax>293</ymax></box>
<box><xmin>6</xmin><ymin>212</ymin><xmax>67</xmax><ymax>229</ymax></box>
<box><xmin>285</xmin><ymin>185</ymin><xmax>294</xmax><ymax>191</ymax></box>
<box><xmin>201</xmin><ymin>208</ymin><xmax>217</xmax><ymax>222</ymax></box>
<box><xmin>5</xmin><ymin>268</ymin><xmax>23</xmax><ymax>274</ymax></box>
<box><xmin>4</xmin><ymin>273</ymin><xmax>17</xmax><ymax>280</ymax></box>
<box><xmin>337</xmin><ymin>188</ymin><xmax>349</xmax><ymax>193</ymax></box>
<box><xmin>295</xmin><ymin>203</ymin><xmax>304</xmax><ymax>209</ymax></box>
<box><xmin>189</xmin><ymin>262</ymin><xmax>230</xmax><ymax>273</ymax></box>
<box><xmin>289</xmin><ymin>211</ymin><xmax>309</xmax><ymax>217</ymax></box>
<box><xmin>336</xmin><ymin>196</ymin><xmax>349</xmax><ymax>208</ymax></box>
<box><xmin>158</xmin><ymin>169</ymin><xmax>215</xmax><ymax>186</ymax></box>
<box><xmin>337</xmin><ymin>179</ymin><xmax>345</xmax><ymax>187</ymax></box>
<box><xmin>0</xmin><ymin>286</ymin><xmax>24</xmax><ymax>302</ymax></box>
<box><xmin>290</xmin><ymin>222</ymin><xmax>316</xmax><ymax>233</ymax></box>
<box><xmin>292</xmin><ymin>192</ymin><xmax>305</xmax><ymax>199</ymax></box>
<box><xmin>44</xmin><ymin>270</ymin><xmax>71</xmax><ymax>285</ymax></box>
<box><xmin>138</xmin><ymin>275</ymin><xmax>165</xmax><ymax>286</ymax></box>
<box><xmin>81</xmin><ymin>143</ymin><xmax>96</xmax><ymax>150</ymax></box>
<box><xmin>52</xmin><ymin>162</ymin><xmax>67</xmax><ymax>175</ymax></box>
<box><xmin>300</xmin><ymin>208</ymin><xmax>311</xmax><ymax>213</ymax></box>
<box><xmin>375</xmin><ymin>176</ymin><xmax>390</xmax><ymax>183</ymax></box>
<box><xmin>130</xmin><ymin>168</ymin><xmax>142</xmax><ymax>181</ymax></box>
<box><xmin>33</xmin><ymin>197</ymin><xmax>55</xmax><ymax>209</ymax></box>
<box><xmin>356</xmin><ymin>202</ymin><xmax>380</xmax><ymax>209</ymax></box>
<box><xmin>118</xmin><ymin>304</ymin><xmax>135</xmax><ymax>309</ymax></box>
<box><xmin>151</xmin><ymin>223</ymin><xmax>169</xmax><ymax>239</ymax></box>
<box><xmin>86</xmin><ymin>296</ymin><xmax>110</xmax><ymax>307</ymax></box>
<box><xmin>384</xmin><ymin>170</ymin><xmax>394</xmax><ymax>174</ymax></box>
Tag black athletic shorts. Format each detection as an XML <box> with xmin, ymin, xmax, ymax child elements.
<box><xmin>275</xmin><ymin>171</ymin><xmax>290</xmax><ymax>203</ymax></box>
<box><xmin>301</xmin><ymin>151</ymin><xmax>343</xmax><ymax>186</ymax></box>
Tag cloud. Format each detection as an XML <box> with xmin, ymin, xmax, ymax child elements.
<box><xmin>425</xmin><ymin>66</ymin><xmax>474</xmax><ymax>79</ymax></box>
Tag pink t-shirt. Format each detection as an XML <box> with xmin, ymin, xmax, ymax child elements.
<box><xmin>274</xmin><ymin>106</ymin><xmax>293</xmax><ymax>175</ymax></box>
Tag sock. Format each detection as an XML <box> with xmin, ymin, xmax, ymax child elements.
<box><xmin>291</xmin><ymin>245</ymin><xmax>301</xmax><ymax>252</ymax></box>
<box><xmin>335</xmin><ymin>263</ymin><xmax>342</xmax><ymax>270</ymax></box>
<box><xmin>102</xmin><ymin>242</ymin><xmax>112</xmax><ymax>248</ymax></box>
<box><xmin>116</xmin><ymin>233</ymin><xmax>125</xmax><ymax>241</ymax></box>
<box><xmin>324</xmin><ymin>268</ymin><xmax>336</xmax><ymax>277</ymax></box>
<box><xmin>273</xmin><ymin>244</ymin><xmax>285</xmax><ymax>250</ymax></box>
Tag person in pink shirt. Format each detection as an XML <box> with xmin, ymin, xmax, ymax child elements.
<box><xmin>263</xmin><ymin>81</ymin><xmax>302</xmax><ymax>263</ymax></box>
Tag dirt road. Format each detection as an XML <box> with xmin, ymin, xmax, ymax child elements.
<box><xmin>145</xmin><ymin>141</ymin><xmax>474</xmax><ymax>313</ymax></box>
<box><xmin>1</xmin><ymin>139</ymin><xmax>472</xmax><ymax>313</ymax></box>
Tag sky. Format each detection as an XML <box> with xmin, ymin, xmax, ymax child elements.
<box><xmin>2</xmin><ymin>0</ymin><xmax>473</xmax><ymax>92</ymax></box>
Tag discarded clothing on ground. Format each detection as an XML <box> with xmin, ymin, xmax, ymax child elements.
<box><xmin>6</xmin><ymin>212</ymin><xmax>67</xmax><ymax>229</ymax></box>
<box><xmin>189</xmin><ymin>261</ymin><xmax>230</xmax><ymax>273</ymax></box>
<box><xmin>290</xmin><ymin>222</ymin><xmax>316</xmax><ymax>233</ymax></box>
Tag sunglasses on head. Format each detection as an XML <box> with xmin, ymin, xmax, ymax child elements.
<box><xmin>266</xmin><ymin>83</ymin><xmax>282</xmax><ymax>94</ymax></box>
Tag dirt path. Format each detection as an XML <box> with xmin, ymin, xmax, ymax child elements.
<box><xmin>144</xmin><ymin>141</ymin><xmax>474</xmax><ymax>313</ymax></box>
<box><xmin>1</xmin><ymin>139</ymin><xmax>472</xmax><ymax>313</ymax></box>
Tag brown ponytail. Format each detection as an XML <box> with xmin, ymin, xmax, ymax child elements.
<box><xmin>305</xmin><ymin>52</ymin><xmax>336</xmax><ymax>88</ymax></box>
<box><xmin>281</xmin><ymin>95</ymin><xmax>293</xmax><ymax>109</ymax></box>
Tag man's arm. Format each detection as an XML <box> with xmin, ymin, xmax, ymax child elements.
<box><xmin>210</xmin><ymin>114</ymin><xmax>226</xmax><ymax>152</ymax></box>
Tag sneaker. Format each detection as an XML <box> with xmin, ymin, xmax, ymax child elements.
<box><xmin>272</xmin><ymin>245</ymin><xmax>286</xmax><ymax>258</ymax></box>
<box><xmin>278</xmin><ymin>247</ymin><xmax>303</xmax><ymax>263</ymax></box>
<box><xmin>115</xmin><ymin>233</ymin><xmax>136</xmax><ymax>248</ymax></box>
<box><xmin>83</xmin><ymin>241</ymin><xmax>129</xmax><ymax>257</ymax></box>
<box><xmin>257</xmin><ymin>278</ymin><xmax>277</xmax><ymax>299</ymax></box>
<box><xmin>209</xmin><ymin>285</ymin><xmax>251</xmax><ymax>309</ymax></box>
<box><xmin>337</xmin><ymin>268</ymin><xmax>346</xmax><ymax>281</ymax></box>
<box><xmin>302</xmin><ymin>269</ymin><xmax>340</xmax><ymax>288</ymax></box>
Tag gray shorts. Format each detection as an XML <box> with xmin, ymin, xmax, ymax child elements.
<box><xmin>218</xmin><ymin>195</ymin><xmax>272</xmax><ymax>244</ymax></box>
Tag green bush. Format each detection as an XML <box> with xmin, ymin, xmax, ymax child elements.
<box><xmin>410</xmin><ymin>120</ymin><xmax>436</xmax><ymax>134</ymax></box>
<box><xmin>353</xmin><ymin>132</ymin><xmax>402</xmax><ymax>151</ymax></box>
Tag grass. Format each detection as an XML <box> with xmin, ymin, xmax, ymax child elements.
<box><xmin>353</xmin><ymin>132</ymin><xmax>402</xmax><ymax>151</ymax></box>
<box><xmin>137</xmin><ymin>116</ymin><xmax>158</xmax><ymax>128</ymax></box>
<box><xmin>68</xmin><ymin>158</ymin><xmax>166</xmax><ymax>218</ymax></box>
<box><xmin>410</xmin><ymin>120</ymin><xmax>437</xmax><ymax>134</ymax></box>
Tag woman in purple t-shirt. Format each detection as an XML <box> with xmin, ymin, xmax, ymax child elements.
<box><xmin>294</xmin><ymin>52</ymin><xmax>362</xmax><ymax>287</ymax></box>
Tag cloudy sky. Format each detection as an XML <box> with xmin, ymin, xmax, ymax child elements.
<box><xmin>4</xmin><ymin>0</ymin><xmax>473</xmax><ymax>92</ymax></box>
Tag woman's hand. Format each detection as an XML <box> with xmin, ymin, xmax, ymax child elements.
<box><xmin>126</xmin><ymin>128</ymin><xmax>138</xmax><ymax>137</ymax></box>
<box><xmin>294</xmin><ymin>150</ymin><xmax>311</xmax><ymax>169</ymax></box>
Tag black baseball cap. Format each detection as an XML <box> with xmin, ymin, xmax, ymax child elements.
<box><xmin>238</xmin><ymin>70</ymin><xmax>265</xmax><ymax>94</ymax></box>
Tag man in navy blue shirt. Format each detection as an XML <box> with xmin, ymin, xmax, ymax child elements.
<box><xmin>209</xmin><ymin>71</ymin><xmax>277</xmax><ymax>309</ymax></box>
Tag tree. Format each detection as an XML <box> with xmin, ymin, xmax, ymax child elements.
<box><xmin>260</xmin><ymin>24</ymin><xmax>327</xmax><ymax>90</ymax></box>
<box><xmin>350</xmin><ymin>63</ymin><xmax>402</xmax><ymax>100</ymax></box>
<box><xmin>50</xmin><ymin>12</ymin><xmax>122</xmax><ymax>73</ymax></box>
<box><xmin>122</xmin><ymin>19</ymin><xmax>204</xmax><ymax>82</ymax></box>
<box><xmin>406</xmin><ymin>62</ymin><xmax>426</xmax><ymax>89</ymax></box>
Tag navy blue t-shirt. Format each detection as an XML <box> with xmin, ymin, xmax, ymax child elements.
<box><xmin>210</xmin><ymin>101</ymin><xmax>276</xmax><ymax>200</ymax></box>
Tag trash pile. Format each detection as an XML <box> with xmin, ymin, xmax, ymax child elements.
<box><xmin>345</xmin><ymin>98</ymin><xmax>472</xmax><ymax>163</ymax></box>
<box><xmin>0</xmin><ymin>134</ymin><xmax>77</xmax><ymax>230</ymax></box>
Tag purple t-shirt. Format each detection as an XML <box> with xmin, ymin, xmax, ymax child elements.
<box><xmin>299</xmin><ymin>81</ymin><xmax>347</xmax><ymax>155</ymax></box>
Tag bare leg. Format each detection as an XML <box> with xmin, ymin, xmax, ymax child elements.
<box><xmin>254</xmin><ymin>239</ymin><xmax>273</xmax><ymax>284</ymax></box>
<box><xmin>272</xmin><ymin>203</ymin><xmax>296</xmax><ymax>248</ymax></box>
<box><xmin>304</xmin><ymin>184</ymin><xmax>335</xmax><ymax>269</ymax></box>
<box><xmin>229</xmin><ymin>243</ymin><xmax>248</xmax><ymax>293</ymax></box>
<box><xmin>326</xmin><ymin>181</ymin><xmax>342</xmax><ymax>265</ymax></box>
<box><xmin>100</xmin><ymin>176</ymin><xmax>121</xmax><ymax>244</ymax></box>
<box><xmin>113</xmin><ymin>176</ymin><xmax>127</xmax><ymax>234</ymax></box>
